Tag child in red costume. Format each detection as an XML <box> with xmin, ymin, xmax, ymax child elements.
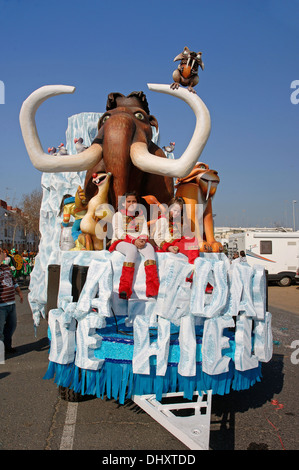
<box><xmin>109</xmin><ymin>192</ymin><xmax>159</xmax><ymax>299</ymax></box>
<box><xmin>154</xmin><ymin>196</ymin><xmax>199</xmax><ymax>265</ymax></box>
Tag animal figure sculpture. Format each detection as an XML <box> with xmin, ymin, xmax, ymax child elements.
<box><xmin>57</xmin><ymin>143</ymin><xmax>68</xmax><ymax>155</ymax></box>
<box><xmin>175</xmin><ymin>162</ymin><xmax>223</xmax><ymax>252</ymax></box>
<box><xmin>86</xmin><ymin>91</ymin><xmax>175</xmax><ymax>208</ymax></box>
<box><xmin>48</xmin><ymin>147</ymin><xmax>57</xmax><ymax>155</ymax></box>
<box><xmin>19</xmin><ymin>83</ymin><xmax>211</xmax><ymax>214</ymax></box>
<box><xmin>74</xmin><ymin>137</ymin><xmax>88</xmax><ymax>154</ymax></box>
<box><xmin>171</xmin><ymin>46</ymin><xmax>204</xmax><ymax>93</ymax></box>
<box><xmin>78</xmin><ymin>172</ymin><xmax>113</xmax><ymax>250</ymax></box>
<box><xmin>162</xmin><ymin>142</ymin><xmax>175</xmax><ymax>154</ymax></box>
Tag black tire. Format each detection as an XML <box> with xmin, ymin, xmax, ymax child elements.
<box><xmin>278</xmin><ymin>276</ymin><xmax>292</xmax><ymax>287</ymax></box>
<box><xmin>58</xmin><ymin>385</ymin><xmax>82</xmax><ymax>402</ymax></box>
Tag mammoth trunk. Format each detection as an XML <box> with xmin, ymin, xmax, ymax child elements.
<box><xmin>102</xmin><ymin>116</ymin><xmax>137</xmax><ymax>207</ymax></box>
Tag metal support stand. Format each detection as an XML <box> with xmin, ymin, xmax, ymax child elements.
<box><xmin>132</xmin><ymin>390</ymin><xmax>212</xmax><ymax>450</ymax></box>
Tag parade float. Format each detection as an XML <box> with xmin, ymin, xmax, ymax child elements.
<box><xmin>19</xmin><ymin>48</ymin><xmax>272</xmax><ymax>449</ymax></box>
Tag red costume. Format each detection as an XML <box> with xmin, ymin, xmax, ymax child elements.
<box><xmin>109</xmin><ymin>208</ymin><xmax>159</xmax><ymax>299</ymax></box>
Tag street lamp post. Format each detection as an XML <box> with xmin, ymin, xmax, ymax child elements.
<box><xmin>293</xmin><ymin>200</ymin><xmax>297</xmax><ymax>231</ymax></box>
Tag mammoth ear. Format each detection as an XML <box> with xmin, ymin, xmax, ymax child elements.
<box><xmin>148</xmin><ymin>115</ymin><xmax>158</xmax><ymax>131</ymax></box>
<box><xmin>97</xmin><ymin>115</ymin><xmax>107</xmax><ymax>130</ymax></box>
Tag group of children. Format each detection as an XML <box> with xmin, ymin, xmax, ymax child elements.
<box><xmin>109</xmin><ymin>191</ymin><xmax>200</xmax><ymax>300</ymax></box>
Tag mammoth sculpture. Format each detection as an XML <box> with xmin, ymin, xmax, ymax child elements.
<box><xmin>19</xmin><ymin>83</ymin><xmax>211</xmax><ymax>211</ymax></box>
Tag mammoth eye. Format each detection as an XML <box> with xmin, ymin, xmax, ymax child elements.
<box><xmin>199</xmin><ymin>164</ymin><xmax>207</xmax><ymax>169</ymax></box>
<box><xmin>134</xmin><ymin>112</ymin><xmax>145</xmax><ymax>120</ymax></box>
<box><xmin>102</xmin><ymin>114</ymin><xmax>110</xmax><ymax>124</ymax></box>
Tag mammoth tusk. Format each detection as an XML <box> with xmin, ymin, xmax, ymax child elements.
<box><xmin>130</xmin><ymin>83</ymin><xmax>211</xmax><ymax>178</ymax></box>
<box><xmin>19</xmin><ymin>85</ymin><xmax>103</xmax><ymax>173</ymax></box>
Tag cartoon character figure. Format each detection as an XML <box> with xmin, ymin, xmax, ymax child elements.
<box><xmin>171</xmin><ymin>46</ymin><xmax>204</xmax><ymax>93</ymax></box>
<box><xmin>59</xmin><ymin>187</ymin><xmax>88</xmax><ymax>250</ymax></box>
<box><xmin>79</xmin><ymin>172</ymin><xmax>113</xmax><ymax>250</ymax></box>
<box><xmin>175</xmin><ymin>162</ymin><xmax>223</xmax><ymax>252</ymax></box>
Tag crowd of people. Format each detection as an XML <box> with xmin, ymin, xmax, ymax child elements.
<box><xmin>0</xmin><ymin>248</ymin><xmax>24</xmax><ymax>354</ymax></box>
<box><xmin>0</xmin><ymin>248</ymin><xmax>36</xmax><ymax>354</ymax></box>
<box><xmin>1</xmin><ymin>249</ymin><xmax>36</xmax><ymax>278</ymax></box>
<box><xmin>231</xmin><ymin>250</ymin><xmax>247</xmax><ymax>263</ymax></box>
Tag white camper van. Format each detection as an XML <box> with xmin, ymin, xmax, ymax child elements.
<box><xmin>227</xmin><ymin>230</ymin><xmax>299</xmax><ymax>286</ymax></box>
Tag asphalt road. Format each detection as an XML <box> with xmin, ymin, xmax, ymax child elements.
<box><xmin>0</xmin><ymin>283</ymin><xmax>298</xmax><ymax>452</ymax></box>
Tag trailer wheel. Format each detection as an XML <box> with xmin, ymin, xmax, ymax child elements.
<box><xmin>58</xmin><ymin>385</ymin><xmax>82</xmax><ymax>402</ymax></box>
<box><xmin>278</xmin><ymin>276</ymin><xmax>292</xmax><ymax>287</ymax></box>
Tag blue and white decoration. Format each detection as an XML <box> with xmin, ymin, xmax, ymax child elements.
<box><xmin>29</xmin><ymin>112</ymin><xmax>272</xmax><ymax>404</ymax></box>
<box><xmin>43</xmin><ymin>250</ymin><xmax>272</xmax><ymax>403</ymax></box>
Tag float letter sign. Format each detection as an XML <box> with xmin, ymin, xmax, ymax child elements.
<box><xmin>0</xmin><ymin>81</ymin><xmax>4</xmax><ymax>104</ymax></box>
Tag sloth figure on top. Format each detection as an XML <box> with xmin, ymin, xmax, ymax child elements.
<box><xmin>109</xmin><ymin>191</ymin><xmax>160</xmax><ymax>300</ymax></box>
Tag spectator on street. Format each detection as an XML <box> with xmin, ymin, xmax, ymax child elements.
<box><xmin>232</xmin><ymin>251</ymin><xmax>240</xmax><ymax>263</ymax></box>
<box><xmin>0</xmin><ymin>247</ymin><xmax>23</xmax><ymax>354</ymax></box>
<box><xmin>239</xmin><ymin>250</ymin><xmax>247</xmax><ymax>262</ymax></box>
<box><xmin>232</xmin><ymin>250</ymin><xmax>247</xmax><ymax>264</ymax></box>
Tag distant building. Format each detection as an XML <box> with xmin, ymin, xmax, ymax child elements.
<box><xmin>0</xmin><ymin>199</ymin><xmax>39</xmax><ymax>252</ymax></box>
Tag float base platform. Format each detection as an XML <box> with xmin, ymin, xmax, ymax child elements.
<box><xmin>44</xmin><ymin>315</ymin><xmax>262</xmax><ymax>404</ymax></box>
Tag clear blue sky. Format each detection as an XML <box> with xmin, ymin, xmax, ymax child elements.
<box><xmin>0</xmin><ymin>0</ymin><xmax>298</xmax><ymax>228</ymax></box>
